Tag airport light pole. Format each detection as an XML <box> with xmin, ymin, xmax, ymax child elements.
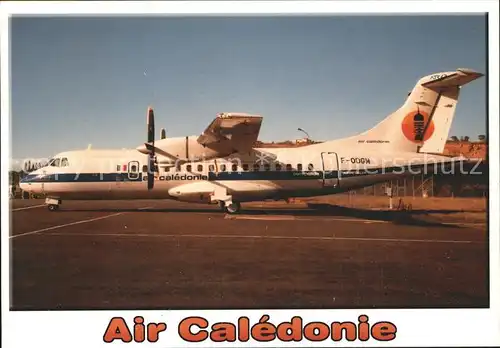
<box><xmin>297</xmin><ymin>128</ymin><xmax>310</xmax><ymax>140</ymax></box>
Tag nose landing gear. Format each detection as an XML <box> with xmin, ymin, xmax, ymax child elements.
<box><xmin>48</xmin><ymin>204</ymin><xmax>59</xmax><ymax>211</ymax></box>
<box><xmin>45</xmin><ymin>197</ymin><xmax>61</xmax><ymax>212</ymax></box>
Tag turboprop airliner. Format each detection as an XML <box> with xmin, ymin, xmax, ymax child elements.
<box><xmin>20</xmin><ymin>68</ymin><xmax>483</xmax><ymax>214</ymax></box>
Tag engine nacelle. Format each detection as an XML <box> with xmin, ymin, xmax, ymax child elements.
<box><xmin>137</xmin><ymin>136</ymin><xmax>237</xmax><ymax>162</ymax></box>
<box><xmin>168</xmin><ymin>181</ymin><xmax>220</xmax><ymax>203</ymax></box>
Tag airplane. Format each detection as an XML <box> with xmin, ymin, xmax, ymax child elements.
<box><xmin>19</xmin><ymin>68</ymin><xmax>484</xmax><ymax>214</ymax></box>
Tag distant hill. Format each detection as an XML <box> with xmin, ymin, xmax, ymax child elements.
<box><xmin>442</xmin><ymin>141</ymin><xmax>487</xmax><ymax>160</ymax></box>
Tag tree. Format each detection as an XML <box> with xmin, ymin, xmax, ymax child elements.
<box><xmin>450</xmin><ymin>136</ymin><xmax>459</xmax><ymax>142</ymax></box>
<box><xmin>460</xmin><ymin>136</ymin><xmax>470</xmax><ymax>142</ymax></box>
<box><xmin>478</xmin><ymin>134</ymin><xmax>486</xmax><ymax>142</ymax></box>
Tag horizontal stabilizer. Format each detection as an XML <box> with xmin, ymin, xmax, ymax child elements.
<box><xmin>421</xmin><ymin>69</ymin><xmax>483</xmax><ymax>90</ymax></box>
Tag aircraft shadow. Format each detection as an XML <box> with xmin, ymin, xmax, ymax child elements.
<box><xmin>61</xmin><ymin>207</ymin><xmax>221</xmax><ymax>214</ymax></box>
<box><xmin>299</xmin><ymin>203</ymin><xmax>463</xmax><ymax>228</ymax></box>
<box><xmin>61</xmin><ymin>203</ymin><xmax>463</xmax><ymax>228</ymax></box>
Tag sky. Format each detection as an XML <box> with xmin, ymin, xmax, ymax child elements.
<box><xmin>10</xmin><ymin>15</ymin><xmax>487</xmax><ymax>161</ymax></box>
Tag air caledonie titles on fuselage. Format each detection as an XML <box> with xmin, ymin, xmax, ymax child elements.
<box><xmin>143</xmin><ymin>172</ymin><xmax>323</xmax><ymax>181</ymax></box>
<box><xmin>143</xmin><ymin>174</ymin><xmax>208</xmax><ymax>181</ymax></box>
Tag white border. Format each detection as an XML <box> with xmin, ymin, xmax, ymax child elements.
<box><xmin>1</xmin><ymin>1</ymin><xmax>499</xmax><ymax>347</ymax></box>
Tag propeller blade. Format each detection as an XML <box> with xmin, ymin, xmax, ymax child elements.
<box><xmin>147</xmin><ymin>107</ymin><xmax>155</xmax><ymax>190</ymax></box>
<box><xmin>147</xmin><ymin>107</ymin><xmax>155</xmax><ymax>144</ymax></box>
<box><xmin>147</xmin><ymin>154</ymin><xmax>154</xmax><ymax>190</ymax></box>
<box><xmin>144</xmin><ymin>142</ymin><xmax>155</xmax><ymax>152</ymax></box>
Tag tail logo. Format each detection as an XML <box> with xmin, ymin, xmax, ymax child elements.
<box><xmin>401</xmin><ymin>110</ymin><xmax>434</xmax><ymax>143</ymax></box>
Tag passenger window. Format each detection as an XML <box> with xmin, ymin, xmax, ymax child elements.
<box><xmin>220</xmin><ymin>164</ymin><xmax>227</xmax><ymax>172</ymax></box>
<box><xmin>242</xmin><ymin>164</ymin><xmax>249</xmax><ymax>171</ymax></box>
<box><xmin>117</xmin><ymin>165</ymin><xmax>121</xmax><ymax>171</ymax></box>
<box><xmin>131</xmin><ymin>165</ymin><xmax>137</xmax><ymax>172</ymax></box>
<box><xmin>275</xmin><ymin>163</ymin><xmax>282</xmax><ymax>171</ymax></box>
<box><xmin>186</xmin><ymin>165</ymin><xmax>192</xmax><ymax>172</ymax></box>
<box><xmin>197</xmin><ymin>164</ymin><xmax>203</xmax><ymax>172</ymax></box>
<box><xmin>286</xmin><ymin>164</ymin><xmax>292</xmax><ymax>171</ymax></box>
<box><xmin>264</xmin><ymin>163</ymin><xmax>270</xmax><ymax>171</ymax></box>
<box><xmin>142</xmin><ymin>165</ymin><xmax>148</xmax><ymax>172</ymax></box>
<box><xmin>308</xmin><ymin>163</ymin><xmax>314</xmax><ymax>171</ymax></box>
<box><xmin>253</xmin><ymin>163</ymin><xmax>260</xmax><ymax>171</ymax></box>
<box><xmin>297</xmin><ymin>163</ymin><xmax>303</xmax><ymax>171</ymax></box>
<box><xmin>232</xmin><ymin>164</ymin><xmax>238</xmax><ymax>172</ymax></box>
<box><xmin>209</xmin><ymin>165</ymin><xmax>215</xmax><ymax>172</ymax></box>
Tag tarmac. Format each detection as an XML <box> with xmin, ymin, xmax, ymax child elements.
<box><xmin>9</xmin><ymin>199</ymin><xmax>489</xmax><ymax>310</ymax></box>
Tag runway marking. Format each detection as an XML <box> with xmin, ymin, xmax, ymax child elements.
<box><xmin>138</xmin><ymin>206</ymin><xmax>153</xmax><ymax>210</ymax></box>
<box><xmin>11</xmin><ymin>204</ymin><xmax>46</xmax><ymax>211</ymax></box>
<box><xmin>442</xmin><ymin>222</ymin><xmax>486</xmax><ymax>227</ymax></box>
<box><xmin>298</xmin><ymin>217</ymin><xmax>389</xmax><ymax>223</ymax></box>
<box><xmin>226</xmin><ymin>215</ymin><xmax>485</xmax><ymax>228</ymax></box>
<box><xmin>226</xmin><ymin>215</ymin><xmax>296</xmax><ymax>221</ymax></box>
<box><xmin>42</xmin><ymin>232</ymin><xmax>481</xmax><ymax>244</ymax></box>
<box><xmin>10</xmin><ymin>212</ymin><xmax>125</xmax><ymax>239</ymax></box>
<box><xmin>10</xmin><ymin>205</ymin><xmax>152</xmax><ymax>239</ymax></box>
<box><xmin>231</xmin><ymin>215</ymin><xmax>387</xmax><ymax>223</ymax></box>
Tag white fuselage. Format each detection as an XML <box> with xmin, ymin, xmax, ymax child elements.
<box><xmin>20</xmin><ymin>140</ymin><xmax>457</xmax><ymax>204</ymax></box>
<box><xmin>19</xmin><ymin>68</ymin><xmax>482</xmax><ymax>207</ymax></box>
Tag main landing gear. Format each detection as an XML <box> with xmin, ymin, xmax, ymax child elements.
<box><xmin>211</xmin><ymin>186</ymin><xmax>241</xmax><ymax>214</ymax></box>
<box><xmin>46</xmin><ymin>197</ymin><xmax>61</xmax><ymax>212</ymax></box>
<box><xmin>219</xmin><ymin>201</ymin><xmax>241</xmax><ymax>214</ymax></box>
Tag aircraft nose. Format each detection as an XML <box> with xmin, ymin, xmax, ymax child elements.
<box><xmin>19</xmin><ymin>177</ymin><xmax>32</xmax><ymax>192</ymax></box>
<box><xmin>19</xmin><ymin>173</ymin><xmax>42</xmax><ymax>193</ymax></box>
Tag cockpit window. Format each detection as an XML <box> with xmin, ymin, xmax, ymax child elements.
<box><xmin>46</xmin><ymin>157</ymin><xmax>69</xmax><ymax>167</ymax></box>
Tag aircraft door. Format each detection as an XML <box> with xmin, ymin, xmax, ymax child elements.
<box><xmin>321</xmin><ymin>152</ymin><xmax>340</xmax><ymax>187</ymax></box>
<box><xmin>127</xmin><ymin>161</ymin><xmax>140</xmax><ymax>180</ymax></box>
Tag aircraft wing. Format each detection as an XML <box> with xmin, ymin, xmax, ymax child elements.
<box><xmin>197</xmin><ymin>112</ymin><xmax>263</xmax><ymax>153</ymax></box>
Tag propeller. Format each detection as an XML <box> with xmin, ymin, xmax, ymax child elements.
<box><xmin>146</xmin><ymin>107</ymin><xmax>156</xmax><ymax>190</ymax></box>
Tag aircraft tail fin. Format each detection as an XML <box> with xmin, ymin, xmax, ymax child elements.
<box><xmin>349</xmin><ymin>68</ymin><xmax>483</xmax><ymax>153</ymax></box>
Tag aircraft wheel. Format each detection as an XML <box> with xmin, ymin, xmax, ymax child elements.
<box><xmin>47</xmin><ymin>204</ymin><xmax>59</xmax><ymax>212</ymax></box>
<box><xmin>224</xmin><ymin>202</ymin><xmax>241</xmax><ymax>214</ymax></box>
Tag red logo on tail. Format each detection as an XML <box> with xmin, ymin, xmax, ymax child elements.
<box><xmin>401</xmin><ymin>110</ymin><xmax>434</xmax><ymax>143</ymax></box>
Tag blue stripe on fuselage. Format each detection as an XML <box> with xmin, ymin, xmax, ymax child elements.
<box><xmin>19</xmin><ymin>163</ymin><xmax>444</xmax><ymax>184</ymax></box>
<box><xmin>20</xmin><ymin>171</ymin><xmax>329</xmax><ymax>183</ymax></box>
